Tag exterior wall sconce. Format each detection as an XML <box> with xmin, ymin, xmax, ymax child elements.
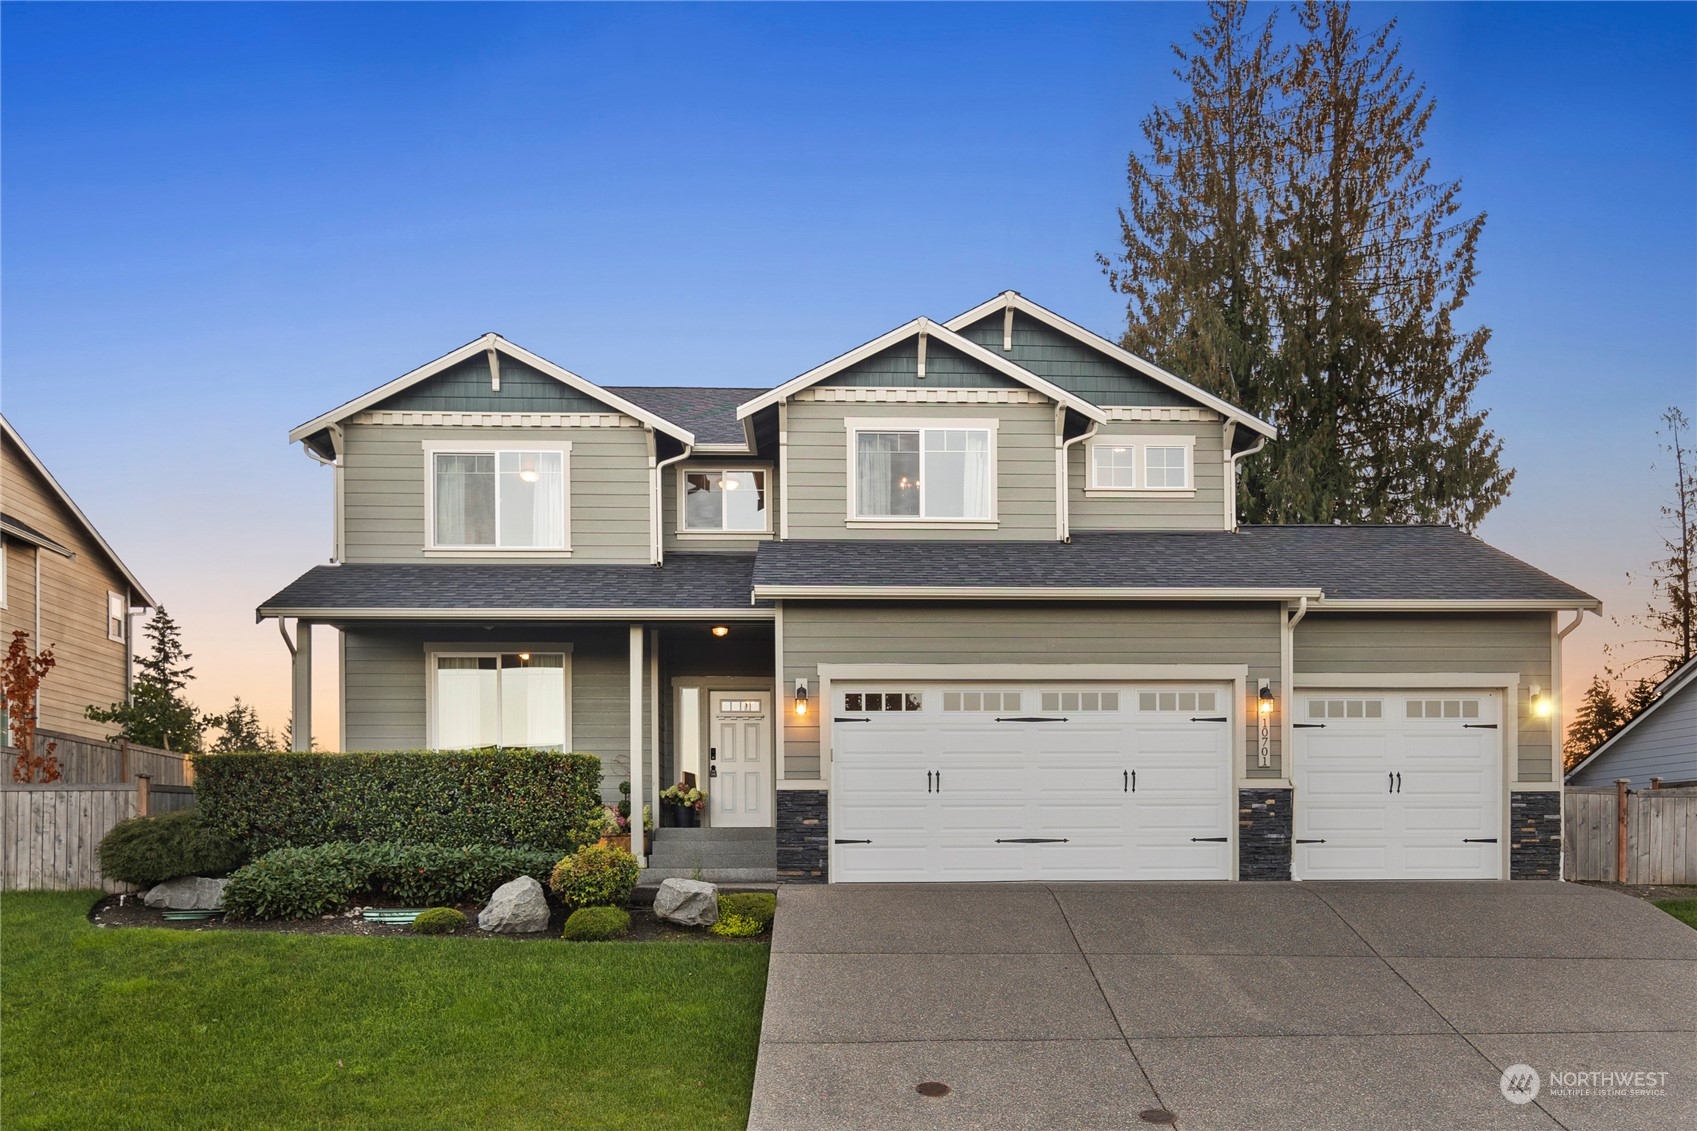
<box><xmin>1256</xmin><ymin>679</ymin><xmax>1274</xmax><ymax>767</ymax></box>
<box><xmin>710</xmin><ymin>625</ymin><xmax>729</xmax><ymax>637</ymax></box>
<box><xmin>1530</xmin><ymin>685</ymin><xmax>1551</xmax><ymax>718</ymax></box>
<box><xmin>794</xmin><ymin>679</ymin><xmax>810</xmax><ymax>718</ymax></box>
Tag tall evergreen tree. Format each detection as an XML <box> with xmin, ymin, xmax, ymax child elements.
<box><xmin>208</xmin><ymin>697</ymin><xmax>278</xmax><ymax>754</ymax></box>
<box><xmin>86</xmin><ymin>606</ymin><xmax>209</xmax><ymax>752</ymax></box>
<box><xmin>1563</xmin><ymin>675</ymin><xmax>1626</xmax><ymax>771</ymax></box>
<box><xmin>1104</xmin><ymin>0</ymin><xmax>1512</xmax><ymax>528</ymax></box>
<box><xmin>1622</xmin><ymin>677</ymin><xmax>1658</xmax><ymax>720</ymax></box>
<box><xmin>1613</xmin><ymin>407</ymin><xmax>1696</xmax><ymax>680</ymax></box>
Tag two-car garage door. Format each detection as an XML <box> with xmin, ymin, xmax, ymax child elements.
<box><xmin>830</xmin><ymin>683</ymin><xmax>1235</xmax><ymax>883</ymax></box>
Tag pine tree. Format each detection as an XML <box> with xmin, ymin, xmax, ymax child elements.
<box><xmin>1104</xmin><ymin>0</ymin><xmax>1512</xmax><ymax>529</ymax></box>
<box><xmin>85</xmin><ymin>606</ymin><xmax>209</xmax><ymax>752</ymax></box>
<box><xmin>1613</xmin><ymin>407</ymin><xmax>1696</xmax><ymax>681</ymax></box>
<box><xmin>208</xmin><ymin>697</ymin><xmax>278</xmax><ymax>754</ymax></box>
<box><xmin>1563</xmin><ymin>675</ymin><xmax>1626</xmax><ymax>771</ymax></box>
<box><xmin>1622</xmin><ymin>677</ymin><xmax>1658</xmax><ymax>720</ymax></box>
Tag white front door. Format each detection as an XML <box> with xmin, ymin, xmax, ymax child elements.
<box><xmin>1293</xmin><ymin>690</ymin><xmax>1503</xmax><ymax>879</ymax></box>
<box><xmin>709</xmin><ymin>692</ymin><xmax>772</xmax><ymax>828</ymax></box>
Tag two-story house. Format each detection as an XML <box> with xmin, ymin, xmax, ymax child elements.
<box><xmin>260</xmin><ymin>293</ymin><xmax>1598</xmax><ymax>883</ymax></box>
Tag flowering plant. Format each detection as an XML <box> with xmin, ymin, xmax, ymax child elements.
<box><xmin>659</xmin><ymin>783</ymin><xmax>707</xmax><ymax>811</ymax></box>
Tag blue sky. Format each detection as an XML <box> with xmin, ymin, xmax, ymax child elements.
<box><xmin>3</xmin><ymin>2</ymin><xmax>1692</xmax><ymax>741</ymax></box>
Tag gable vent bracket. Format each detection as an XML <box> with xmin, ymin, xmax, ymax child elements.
<box><xmin>486</xmin><ymin>346</ymin><xmax>502</xmax><ymax>392</ymax></box>
<box><xmin>1003</xmin><ymin>295</ymin><xmax>1015</xmax><ymax>351</ymax></box>
<box><xmin>916</xmin><ymin>324</ymin><xmax>928</xmax><ymax>380</ymax></box>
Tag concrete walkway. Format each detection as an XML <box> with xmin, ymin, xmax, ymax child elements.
<box><xmin>747</xmin><ymin>881</ymin><xmax>1697</xmax><ymax>1131</ymax></box>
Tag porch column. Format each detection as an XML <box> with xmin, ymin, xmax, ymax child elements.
<box><xmin>290</xmin><ymin>620</ymin><xmax>313</xmax><ymax>752</ymax></box>
<box><xmin>629</xmin><ymin>625</ymin><xmax>645</xmax><ymax>859</ymax></box>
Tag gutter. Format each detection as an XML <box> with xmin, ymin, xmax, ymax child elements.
<box><xmin>1056</xmin><ymin>410</ymin><xmax>1098</xmax><ymax>542</ymax></box>
<box><xmin>651</xmin><ymin>433</ymin><xmax>694</xmax><ymax>565</ymax></box>
<box><xmin>1226</xmin><ymin>434</ymin><xmax>1268</xmax><ymax>532</ymax></box>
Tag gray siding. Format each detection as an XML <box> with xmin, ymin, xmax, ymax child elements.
<box><xmin>376</xmin><ymin>354</ymin><xmax>612</xmax><ymax>413</ymax></box>
<box><xmin>661</xmin><ymin>460</ymin><xmax>777</xmax><ymax>554</ymax></box>
<box><xmin>821</xmin><ymin>339</ymin><xmax>1023</xmax><ymax>388</ymax></box>
<box><xmin>1068</xmin><ymin>421</ymin><xmax>1230</xmax><ymax>532</ymax></box>
<box><xmin>784</xmin><ymin>400</ymin><xmax>1058</xmax><ymax>540</ymax></box>
<box><xmin>1569</xmin><ymin>680</ymin><xmax>1697</xmax><ymax>788</ymax></box>
<box><xmin>780</xmin><ymin>601</ymin><xmax>1283</xmax><ymax>781</ymax></box>
<box><xmin>1293</xmin><ymin>612</ymin><xmax>1557</xmax><ymax>782</ymax></box>
<box><xmin>955</xmin><ymin>312</ymin><xmax>1192</xmax><ymax>407</ymax></box>
<box><xmin>341</xmin><ymin>422</ymin><xmax>652</xmax><ymax>564</ymax></box>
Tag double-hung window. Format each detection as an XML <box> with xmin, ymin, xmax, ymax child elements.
<box><xmin>851</xmin><ymin>421</ymin><xmax>994</xmax><ymax>521</ymax></box>
<box><xmin>682</xmin><ymin>468</ymin><xmax>769</xmax><ymax>532</ymax></box>
<box><xmin>427</xmin><ymin>443</ymin><xmax>569</xmax><ymax>550</ymax></box>
<box><xmin>106</xmin><ymin>592</ymin><xmax>127</xmax><ymax>642</ymax></box>
<box><xmin>1086</xmin><ymin>435</ymin><xmax>1194</xmax><ymax>493</ymax></box>
<box><xmin>432</xmin><ymin>651</ymin><xmax>568</xmax><ymax>750</ymax></box>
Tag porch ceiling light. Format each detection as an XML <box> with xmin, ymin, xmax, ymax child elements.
<box><xmin>711</xmin><ymin>625</ymin><xmax>730</xmax><ymax>637</ymax></box>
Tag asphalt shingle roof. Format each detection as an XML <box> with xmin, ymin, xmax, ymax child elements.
<box><xmin>605</xmin><ymin>387</ymin><xmax>765</xmax><ymax>446</ymax></box>
<box><xmin>751</xmin><ymin>526</ymin><xmax>1598</xmax><ymax>604</ymax></box>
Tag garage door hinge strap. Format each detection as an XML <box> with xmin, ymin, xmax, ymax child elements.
<box><xmin>1462</xmin><ymin>837</ymin><xmax>1498</xmax><ymax>843</ymax></box>
<box><xmin>1293</xmin><ymin>723</ymin><xmax>1326</xmax><ymax>729</ymax></box>
<box><xmin>996</xmin><ymin>837</ymin><xmax>1069</xmax><ymax>844</ymax></box>
<box><xmin>1463</xmin><ymin>723</ymin><xmax>1498</xmax><ymax>729</ymax></box>
<box><xmin>834</xmin><ymin>838</ymin><xmax>873</xmax><ymax>844</ymax></box>
<box><xmin>1191</xmin><ymin>716</ymin><xmax>1229</xmax><ymax>722</ymax></box>
<box><xmin>996</xmin><ymin>716</ymin><xmax>1068</xmax><ymax>723</ymax></box>
<box><xmin>1190</xmin><ymin>837</ymin><xmax>1229</xmax><ymax>843</ymax></box>
<box><xmin>1295</xmin><ymin>838</ymin><xmax>1326</xmax><ymax>844</ymax></box>
<box><xmin>834</xmin><ymin>717</ymin><xmax>871</xmax><ymax>723</ymax></box>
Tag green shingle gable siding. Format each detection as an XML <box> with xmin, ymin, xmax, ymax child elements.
<box><xmin>819</xmin><ymin>339</ymin><xmax>1024</xmax><ymax>389</ymax></box>
<box><xmin>956</xmin><ymin>313</ymin><xmax>1193</xmax><ymax>407</ymax></box>
<box><xmin>373</xmin><ymin>354</ymin><xmax>615</xmax><ymax>413</ymax></box>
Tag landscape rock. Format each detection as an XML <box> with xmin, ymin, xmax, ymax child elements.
<box><xmin>143</xmin><ymin>877</ymin><xmax>228</xmax><ymax>911</ymax></box>
<box><xmin>478</xmin><ymin>875</ymin><xmax>551</xmax><ymax>933</ymax></box>
<box><xmin>653</xmin><ymin>878</ymin><xmax>719</xmax><ymax>927</ymax></box>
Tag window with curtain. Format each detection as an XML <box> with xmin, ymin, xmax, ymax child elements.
<box><xmin>433</xmin><ymin>653</ymin><xmax>566</xmax><ymax>750</ymax></box>
<box><xmin>683</xmin><ymin>469</ymin><xmax>768</xmax><ymax>531</ymax></box>
<box><xmin>432</xmin><ymin>449</ymin><xmax>565</xmax><ymax>548</ymax></box>
<box><xmin>854</xmin><ymin>428</ymin><xmax>989</xmax><ymax>519</ymax></box>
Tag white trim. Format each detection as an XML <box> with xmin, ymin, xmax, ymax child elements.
<box><xmin>421</xmin><ymin>549</ymin><xmax>575</xmax><ymax>559</ymax></box>
<box><xmin>693</xmin><ymin>441</ymin><xmax>756</xmax><ymax>454</ymax></box>
<box><xmin>676</xmin><ymin>464</ymin><xmax>775</xmax><ymax>535</ymax></box>
<box><xmin>1102</xmin><ymin>406</ymin><xmax>1223</xmax><ymax>423</ymax></box>
<box><xmin>350</xmin><ymin>410</ymin><xmax>640</xmax><ymax>429</ymax></box>
<box><xmin>649</xmin><ymin>628</ymin><xmax>661</xmax><ymax>824</ymax></box>
<box><xmin>735</xmin><ymin>317</ymin><xmax>1107</xmax><ymax>424</ymax></box>
<box><xmin>942</xmin><ymin>292</ymin><xmax>1276</xmax><ymax>439</ymax></box>
<box><xmin>1314</xmin><ymin>599</ymin><xmax>1602</xmax><ymax>612</ymax></box>
<box><xmin>674</xmin><ymin>531</ymin><xmax>775</xmax><ymax>542</ymax></box>
<box><xmin>797</xmin><ymin>387</ymin><xmax>1048</xmax><ymax>405</ymax></box>
<box><xmin>844</xmin><ymin>520</ymin><xmax>1000</xmax><ymax>531</ymax></box>
<box><xmin>844</xmin><ymin>416</ymin><xmax>999</xmax><ymax>524</ymax></box>
<box><xmin>777</xmin><ymin>403</ymin><xmax>791</xmax><ymax>541</ymax></box>
<box><xmin>629</xmin><ymin>626</ymin><xmax>645</xmax><ymax>859</ymax></box>
<box><xmin>1086</xmin><ymin>433</ymin><xmax>1196</xmax><ymax>493</ymax></box>
<box><xmin>259</xmin><ymin>606</ymin><xmax>777</xmax><ymax>621</ymax></box>
<box><xmin>753</xmin><ymin>585</ymin><xmax>1324</xmax><ymax>601</ymax></box>
<box><xmin>1563</xmin><ymin>654</ymin><xmax>1697</xmax><ymax>782</ymax></box>
<box><xmin>773</xmin><ymin>601</ymin><xmax>786</xmax><ymax>784</ymax></box>
<box><xmin>422</xmin><ymin>440</ymin><xmax>572</xmax><ymax>553</ymax></box>
<box><xmin>1083</xmin><ymin>489</ymin><xmax>1199</xmax><ymax>499</ymax></box>
<box><xmin>289</xmin><ymin>333</ymin><xmax>695</xmax><ymax>446</ymax></box>
<box><xmin>422</xmin><ymin>641</ymin><xmax>576</xmax><ymax>754</ymax></box>
<box><xmin>1294</xmin><ymin>672</ymin><xmax>1523</xmax><ymax>689</ymax></box>
<box><xmin>0</xmin><ymin>416</ymin><xmax>155</xmax><ymax>606</ymax></box>
<box><xmin>671</xmin><ymin>677</ymin><xmax>779</xmax><ymax>828</ymax></box>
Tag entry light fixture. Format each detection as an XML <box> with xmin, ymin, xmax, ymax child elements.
<box><xmin>711</xmin><ymin>625</ymin><xmax>730</xmax><ymax>638</ymax></box>
<box><xmin>517</xmin><ymin>652</ymin><xmax>531</xmax><ymax>662</ymax></box>
<box><xmin>1530</xmin><ymin>685</ymin><xmax>1551</xmax><ymax>718</ymax></box>
<box><xmin>794</xmin><ymin>678</ymin><xmax>810</xmax><ymax>718</ymax></box>
<box><xmin>1257</xmin><ymin>682</ymin><xmax>1275</xmax><ymax>715</ymax></box>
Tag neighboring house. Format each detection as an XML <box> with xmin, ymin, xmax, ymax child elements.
<box><xmin>1</xmin><ymin>415</ymin><xmax>156</xmax><ymax>741</ymax></box>
<box><xmin>259</xmin><ymin>292</ymin><xmax>1599</xmax><ymax>883</ymax></box>
<box><xmin>1565</xmin><ymin>658</ymin><xmax>1697</xmax><ymax>790</ymax></box>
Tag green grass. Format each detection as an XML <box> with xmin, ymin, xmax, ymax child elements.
<box><xmin>1</xmin><ymin>892</ymin><xmax>768</xmax><ymax>1130</ymax></box>
<box><xmin>1654</xmin><ymin>897</ymin><xmax>1697</xmax><ymax>930</ymax></box>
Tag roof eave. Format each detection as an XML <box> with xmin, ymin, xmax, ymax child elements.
<box><xmin>256</xmin><ymin>605</ymin><xmax>776</xmax><ymax>622</ymax></box>
<box><xmin>751</xmin><ymin>585</ymin><xmax>1323</xmax><ymax>601</ymax></box>
<box><xmin>1564</xmin><ymin>655</ymin><xmax>1697</xmax><ymax>782</ymax></box>
<box><xmin>1315</xmin><ymin>598</ymin><xmax>1603</xmax><ymax>612</ymax></box>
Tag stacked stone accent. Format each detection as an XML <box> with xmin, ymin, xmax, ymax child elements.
<box><xmin>1509</xmin><ymin>791</ymin><xmax>1562</xmax><ymax>879</ymax></box>
<box><xmin>1238</xmin><ymin>788</ymin><xmax>1293</xmax><ymax>880</ymax></box>
<box><xmin>777</xmin><ymin>790</ymin><xmax>829</xmax><ymax>883</ymax></box>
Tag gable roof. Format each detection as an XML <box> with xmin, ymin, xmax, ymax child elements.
<box><xmin>606</xmin><ymin>386</ymin><xmax>766</xmax><ymax>448</ymax></box>
<box><xmin>1564</xmin><ymin>655</ymin><xmax>1697</xmax><ymax>783</ymax></box>
<box><xmin>0</xmin><ymin>416</ymin><xmax>156</xmax><ymax>607</ymax></box>
<box><xmin>944</xmin><ymin>292</ymin><xmax>1277</xmax><ymax>440</ymax></box>
<box><xmin>735</xmin><ymin>317</ymin><xmax>1108</xmax><ymax>424</ymax></box>
<box><xmin>289</xmin><ymin>333</ymin><xmax>697</xmax><ymax>452</ymax></box>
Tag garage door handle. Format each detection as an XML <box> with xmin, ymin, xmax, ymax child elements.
<box><xmin>1295</xmin><ymin>838</ymin><xmax>1326</xmax><ymax>844</ymax></box>
<box><xmin>1463</xmin><ymin>723</ymin><xmax>1498</xmax><ymax>729</ymax></box>
<box><xmin>1191</xmin><ymin>716</ymin><xmax>1229</xmax><ymax>723</ymax></box>
<box><xmin>1396</xmin><ymin>771</ymin><xmax>1402</xmax><ymax>793</ymax></box>
<box><xmin>834</xmin><ymin>838</ymin><xmax>872</xmax><ymax>845</ymax></box>
<box><xmin>996</xmin><ymin>837</ymin><xmax>1068</xmax><ymax>844</ymax></box>
<box><xmin>1190</xmin><ymin>837</ymin><xmax>1228</xmax><ymax>843</ymax></box>
<box><xmin>996</xmin><ymin>716</ymin><xmax>1068</xmax><ymax>723</ymax></box>
<box><xmin>927</xmin><ymin>771</ymin><xmax>933</xmax><ymax>793</ymax></box>
<box><xmin>1389</xmin><ymin>772</ymin><xmax>1395</xmax><ymax>793</ymax></box>
<box><xmin>1463</xmin><ymin>837</ymin><xmax>1497</xmax><ymax>843</ymax></box>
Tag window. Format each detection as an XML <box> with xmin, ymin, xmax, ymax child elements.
<box><xmin>106</xmin><ymin>592</ymin><xmax>126</xmax><ymax>643</ymax></box>
<box><xmin>842</xmin><ymin>692</ymin><xmax>923</xmax><ymax>712</ymax></box>
<box><xmin>683</xmin><ymin>469</ymin><xmax>769</xmax><ymax>532</ymax></box>
<box><xmin>1144</xmin><ymin>446</ymin><xmax>1190</xmax><ymax>490</ymax></box>
<box><xmin>432</xmin><ymin>652</ymin><xmax>567</xmax><ymax>750</ymax></box>
<box><xmin>1092</xmin><ymin>444</ymin><xmax>1137</xmax><ymax>489</ymax></box>
<box><xmin>1045</xmin><ymin>690</ymin><xmax>1126</xmax><ymax>712</ymax></box>
<box><xmin>1407</xmin><ymin>698</ymin><xmax>1480</xmax><ymax>720</ymax></box>
<box><xmin>852</xmin><ymin>425</ymin><xmax>992</xmax><ymax>520</ymax></box>
<box><xmin>428</xmin><ymin>445</ymin><xmax>567</xmax><ymax>550</ymax></box>
<box><xmin>943</xmin><ymin>691</ymin><xmax>1022</xmax><ymax>712</ymax></box>
<box><xmin>1086</xmin><ymin>436</ymin><xmax>1194</xmax><ymax>493</ymax></box>
<box><xmin>1309</xmin><ymin>698</ymin><xmax>1384</xmax><ymax>719</ymax></box>
<box><xmin>1135</xmin><ymin>690</ymin><xmax>1213</xmax><ymax>713</ymax></box>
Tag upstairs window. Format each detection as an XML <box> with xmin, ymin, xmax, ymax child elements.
<box><xmin>1091</xmin><ymin>444</ymin><xmax>1137</xmax><ymax>489</ymax></box>
<box><xmin>853</xmin><ymin>425</ymin><xmax>992</xmax><ymax>520</ymax></box>
<box><xmin>428</xmin><ymin>445</ymin><xmax>568</xmax><ymax>549</ymax></box>
<box><xmin>1086</xmin><ymin>436</ymin><xmax>1194</xmax><ymax>492</ymax></box>
<box><xmin>107</xmin><ymin>592</ymin><xmax>126</xmax><ymax>642</ymax></box>
<box><xmin>683</xmin><ymin>469</ymin><xmax>769</xmax><ymax>532</ymax></box>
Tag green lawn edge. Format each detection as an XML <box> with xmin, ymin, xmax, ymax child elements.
<box><xmin>1653</xmin><ymin>897</ymin><xmax>1697</xmax><ymax>930</ymax></box>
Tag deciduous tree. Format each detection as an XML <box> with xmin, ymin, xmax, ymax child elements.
<box><xmin>1</xmin><ymin>629</ymin><xmax>59</xmax><ymax>782</ymax></box>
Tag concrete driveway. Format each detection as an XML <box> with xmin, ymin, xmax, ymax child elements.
<box><xmin>747</xmin><ymin>882</ymin><xmax>1697</xmax><ymax>1131</ymax></box>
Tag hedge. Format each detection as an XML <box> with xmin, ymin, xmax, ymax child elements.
<box><xmin>193</xmin><ymin>749</ymin><xmax>603</xmax><ymax>854</ymax></box>
<box><xmin>97</xmin><ymin>808</ymin><xmax>247</xmax><ymax>885</ymax></box>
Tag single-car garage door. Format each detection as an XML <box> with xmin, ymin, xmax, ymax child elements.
<box><xmin>1293</xmin><ymin>689</ymin><xmax>1504</xmax><ymax>879</ymax></box>
<box><xmin>830</xmin><ymin>682</ymin><xmax>1235</xmax><ymax>883</ymax></box>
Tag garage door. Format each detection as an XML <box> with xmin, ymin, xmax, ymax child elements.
<box><xmin>1293</xmin><ymin>690</ymin><xmax>1503</xmax><ymax>880</ymax></box>
<box><xmin>830</xmin><ymin>682</ymin><xmax>1235</xmax><ymax>883</ymax></box>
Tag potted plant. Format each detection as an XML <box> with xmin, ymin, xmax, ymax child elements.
<box><xmin>659</xmin><ymin>782</ymin><xmax>707</xmax><ymax>828</ymax></box>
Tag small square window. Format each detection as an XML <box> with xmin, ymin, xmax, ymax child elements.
<box><xmin>845</xmin><ymin>693</ymin><xmax>863</xmax><ymax>711</ymax></box>
<box><xmin>1144</xmin><ymin>446</ymin><xmax>1190</xmax><ymax>489</ymax></box>
<box><xmin>1091</xmin><ymin>444</ymin><xmax>1137</xmax><ymax>489</ymax></box>
<box><xmin>1043</xmin><ymin>692</ymin><xmax>1061</xmax><ymax>712</ymax></box>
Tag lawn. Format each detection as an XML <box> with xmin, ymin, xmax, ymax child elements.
<box><xmin>1655</xmin><ymin>897</ymin><xmax>1697</xmax><ymax>930</ymax></box>
<box><xmin>1</xmin><ymin>892</ymin><xmax>769</xmax><ymax>1130</ymax></box>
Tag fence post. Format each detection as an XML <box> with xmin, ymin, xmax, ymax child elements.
<box><xmin>1650</xmin><ymin>777</ymin><xmax>1663</xmax><ymax>791</ymax></box>
<box><xmin>119</xmin><ymin>739</ymin><xmax>130</xmax><ymax>782</ymax></box>
<box><xmin>1615</xmin><ymin>779</ymin><xmax>1630</xmax><ymax>882</ymax></box>
<box><xmin>136</xmin><ymin>773</ymin><xmax>152</xmax><ymax>818</ymax></box>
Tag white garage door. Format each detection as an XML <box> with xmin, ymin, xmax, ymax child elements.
<box><xmin>1293</xmin><ymin>690</ymin><xmax>1504</xmax><ymax>880</ymax></box>
<box><xmin>830</xmin><ymin>683</ymin><xmax>1235</xmax><ymax>883</ymax></box>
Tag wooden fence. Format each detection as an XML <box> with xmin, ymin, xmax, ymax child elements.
<box><xmin>5</xmin><ymin>729</ymin><xmax>193</xmax><ymax>787</ymax></box>
<box><xmin>1564</xmin><ymin>784</ymin><xmax>1697</xmax><ymax>884</ymax></box>
<box><xmin>2</xmin><ymin>780</ymin><xmax>195</xmax><ymax>892</ymax></box>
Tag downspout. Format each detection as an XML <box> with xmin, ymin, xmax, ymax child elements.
<box><xmin>1227</xmin><ymin>433</ymin><xmax>1269</xmax><ymax>532</ymax></box>
<box><xmin>652</xmin><ymin>435</ymin><xmax>693</xmax><ymax>566</ymax></box>
<box><xmin>303</xmin><ymin>431</ymin><xmax>342</xmax><ymax>564</ymax></box>
<box><xmin>1056</xmin><ymin>410</ymin><xmax>1098</xmax><ymax>543</ymax></box>
<box><xmin>1553</xmin><ymin>609</ymin><xmax>1589</xmax><ymax>878</ymax></box>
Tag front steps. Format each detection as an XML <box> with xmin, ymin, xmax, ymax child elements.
<box><xmin>637</xmin><ymin>826</ymin><xmax>778</xmax><ymax>886</ymax></box>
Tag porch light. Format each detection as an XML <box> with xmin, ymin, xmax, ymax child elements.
<box><xmin>1257</xmin><ymin>683</ymin><xmax>1275</xmax><ymax>715</ymax></box>
<box><xmin>711</xmin><ymin>625</ymin><xmax>730</xmax><ymax>637</ymax></box>
<box><xmin>794</xmin><ymin>679</ymin><xmax>810</xmax><ymax>718</ymax></box>
<box><xmin>1530</xmin><ymin>686</ymin><xmax>1551</xmax><ymax>718</ymax></box>
<box><xmin>517</xmin><ymin>652</ymin><xmax>531</xmax><ymax>662</ymax></box>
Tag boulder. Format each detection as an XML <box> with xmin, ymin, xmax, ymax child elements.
<box><xmin>143</xmin><ymin>876</ymin><xmax>228</xmax><ymax>911</ymax></box>
<box><xmin>653</xmin><ymin>878</ymin><xmax>719</xmax><ymax>927</ymax></box>
<box><xmin>478</xmin><ymin>875</ymin><xmax>551</xmax><ymax>933</ymax></box>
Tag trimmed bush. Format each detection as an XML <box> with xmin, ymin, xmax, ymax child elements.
<box><xmin>549</xmin><ymin>844</ymin><xmax>639</xmax><ymax>909</ymax></box>
<box><xmin>562</xmin><ymin>905</ymin><xmax>630</xmax><ymax>941</ymax></box>
<box><xmin>709</xmin><ymin>913</ymin><xmax>764</xmax><ymax>938</ymax></box>
<box><xmin>717</xmin><ymin>892</ymin><xmax>776</xmax><ymax>928</ymax></box>
<box><xmin>193</xmin><ymin>748</ymin><xmax>603</xmax><ymax>854</ymax></box>
<box><xmin>96</xmin><ymin>808</ymin><xmax>246</xmax><ymax>885</ymax></box>
<box><xmin>222</xmin><ymin>841</ymin><xmax>561</xmax><ymax>920</ymax></box>
<box><xmin>411</xmin><ymin>907</ymin><xmax>467</xmax><ymax>935</ymax></box>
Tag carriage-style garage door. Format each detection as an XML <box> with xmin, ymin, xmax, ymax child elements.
<box><xmin>830</xmin><ymin>682</ymin><xmax>1235</xmax><ymax>883</ymax></box>
<box><xmin>1293</xmin><ymin>689</ymin><xmax>1504</xmax><ymax>880</ymax></box>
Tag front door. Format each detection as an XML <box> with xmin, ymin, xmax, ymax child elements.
<box><xmin>709</xmin><ymin>692</ymin><xmax>772</xmax><ymax>828</ymax></box>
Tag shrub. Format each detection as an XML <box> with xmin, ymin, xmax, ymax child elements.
<box><xmin>709</xmin><ymin>913</ymin><xmax>764</xmax><ymax>938</ymax></box>
<box><xmin>97</xmin><ymin>808</ymin><xmax>246</xmax><ymax>885</ymax></box>
<box><xmin>549</xmin><ymin>844</ymin><xmax>639</xmax><ymax>909</ymax></box>
<box><xmin>222</xmin><ymin>841</ymin><xmax>562</xmax><ymax>920</ymax></box>
<box><xmin>717</xmin><ymin>891</ymin><xmax>776</xmax><ymax>928</ymax></box>
<box><xmin>192</xmin><ymin>748</ymin><xmax>603</xmax><ymax>854</ymax></box>
<box><xmin>411</xmin><ymin>907</ymin><xmax>467</xmax><ymax>935</ymax></box>
<box><xmin>562</xmin><ymin>905</ymin><xmax>630</xmax><ymax>941</ymax></box>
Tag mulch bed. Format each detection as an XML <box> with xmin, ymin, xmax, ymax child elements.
<box><xmin>86</xmin><ymin>894</ymin><xmax>762</xmax><ymax>943</ymax></box>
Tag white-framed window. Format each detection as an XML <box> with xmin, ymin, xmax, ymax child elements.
<box><xmin>1086</xmin><ymin>435</ymin><xmax>1195</xmax><ymax>493</ymax></box>
<box><xmin>106</xmin><ymin>592</ymin><xmax>126</xmax><ymax>643</ymax></box>
<box><xmin>424</xmin><ymin>442</ymin><xmax>570</xmax><ymax>551</ymax></box>
<box><xmin>847</xmin><ymin>419</ymin><xmax>996</xmax><ymax>522</ymax></box>
<box><xmin>681</xmin><ymin>467</ymin><xmax>770</xmax><ymax>532</ymax></box>
<box><xmin>429</xmin><ymin>649</ymin><xmax>570</xmax><ymax>750</ymax></box>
